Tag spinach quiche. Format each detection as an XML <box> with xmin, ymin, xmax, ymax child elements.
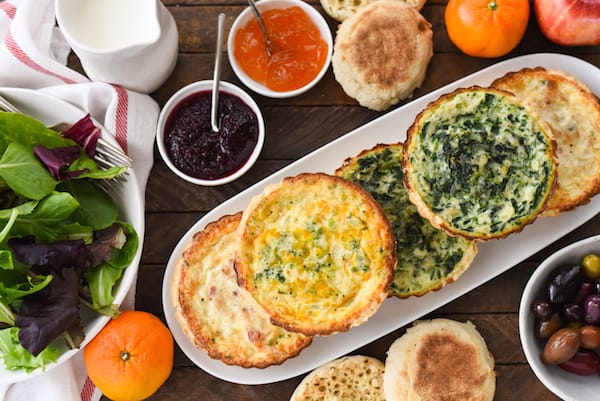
<box><xmin>171</xmin><ymin>213</ymin><xmax>312</xmax><ymax>368</ymax></box>
<box><xmin>235</xmin><ymin>173</ymin><xmax>396</xmax><ymax>336</ymax></box>
<box><xmin>492</xmin><ymin>67</ymin><xmax>600</xmax><ymax>217</ymax></box>
<box><xmin>336</xmin><ymin>143</ymin><xmax>477</xmax><ymax>298</ymax></box>
<box><xmin>403</xmin><ymin>87</ymin><xmax>557</xmax><ymax>241</ymax></box>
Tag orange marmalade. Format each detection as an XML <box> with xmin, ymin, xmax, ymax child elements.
<box><xmin>233</xmin><ymin>6</ymin><xmax>328</xmax><ymax>92</ymax></box>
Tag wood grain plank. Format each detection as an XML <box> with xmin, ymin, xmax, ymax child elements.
<box><xmin>152</xmin><ymin>52</ymin><xmax>600</xmax><ymax>106</ymax></box>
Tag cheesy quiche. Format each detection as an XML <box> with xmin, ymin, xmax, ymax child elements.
<box><xmin>336</xmin><ymin>143</ymin><xmax>477</xmax><ymax>298</ymax></box>
<box><xmin>171</xmin><ymin>213</ymin><xmax>312</xmax><ymax>368</ymax></box>
<box><xmin>235</xmin><ymin>173</ymin><xmax>396</xmax><ymax>336</ymax></box>
<box><xmin>492</xmin><ymin>67</ymin><xmax>600</xmax><ymax>216</ymax></box>
<box><xmin>403</xmin><ymin>87</ymin><xmax>557</xmax><ymax>241</ymax></box>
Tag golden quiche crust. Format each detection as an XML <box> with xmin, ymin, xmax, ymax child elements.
<box><xmin>492</xmin><ymin>67</ymin><xmax>600</xmax><ymax>217</ymax></box>
<box><xmin>235</xmin><ymin>173</ymin><xmax>396</xmax><ymax>336</ymax></box>
<box><xmin>335</xmin><ymin>143</ymin><xmax>477</xmax><ymax>298</ymax></box>
<box><xmin>403</xmin><ymin>86</ymin><xmax>557</xmax><ymax>241</ymax></box>
<box><xmin>171</xmin><ymin>213</ymin><xmax>312</xmax><ymax>368</ymax></box>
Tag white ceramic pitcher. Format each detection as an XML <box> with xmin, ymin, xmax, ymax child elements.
<box><xmin>55</xmin><ymin>0</ymin><xmax>179</xmax><ymax>93</ymax></box>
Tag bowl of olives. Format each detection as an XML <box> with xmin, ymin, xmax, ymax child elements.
<box><xmin>520</xmin><ymin>235</ymin><xmax>600</xmax><ymax>400</ymax></box>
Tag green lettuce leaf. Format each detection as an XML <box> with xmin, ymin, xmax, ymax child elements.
<box><xmin>0</xmin><ymin>327</ymin><xmax>60</xmax><ymax>372</ymax></box>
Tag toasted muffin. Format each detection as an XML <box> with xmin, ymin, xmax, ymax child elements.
<box><xmin>290</xmin><ymin>355</ymin><xmax>386</xmax><ymax>401</ymax></box>
<box><xmin>332</xmin><ymin>0</ymin><xmax>432</xmax><ymax>111</ymax></box>
<box><xmin>403</xmin><ymin>87</ymin><xmax>557</xmax><ymax>241</ymax></box>
<box><xmin>235</xmin><ymin>172</ymin><xmax>396</xmax><ymax>336</ymax></box>
<box><xmin>384</xmin><ymin>319</ymin><xmax>496</xmax><ymax>401</ymax></box>
<box><xmin>336</xmin><ymin>143</ymin><xmax>477</xmax><ymax>298</ymax></box>
<box><xmin>491</xmin><ymin>67</ymin><xmax>600</xmax><ymax>217</ymax></box>
<box><xmin>321</xmin><ymin>0</ymin><xmax>428</xmax><ymax>22</ymax></box>
<box><xmin>171</xmin><ymin>213</ymin><xmax>312</xmax><ymax>368</ymax></box>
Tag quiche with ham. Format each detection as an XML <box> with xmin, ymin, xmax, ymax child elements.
<box><xmin>171</xmin><ymin>213</ymin><xmax>312</xmax><ymax>368</ymax></box>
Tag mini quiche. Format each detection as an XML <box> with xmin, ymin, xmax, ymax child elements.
<box><xmin>492</xmin><ymin>67</ymin><xmax>600</xmax><ymax>217</ymax></box>
<box><xmin>171</xmin><ymin>213</ymin><xmax>312</xmax><ymax>368</ymax></box>
<box><xmin>336</xmin><ymin>143</ymin><xmax>477</xmax><ymax>298</ymax></box>
<box><xmin>234</xmin><ymin>173</ymin><xmax>396</xmax><ymax>336</ymax></box>
<box><xmin>403</xmin><ymin>87</ymin><xmax>557</xmax><ymax>241</ymax></box>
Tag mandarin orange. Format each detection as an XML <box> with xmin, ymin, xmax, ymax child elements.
<box><xmin>83</xmin><ymin>310</ymin><xmax>174</xmax><ymax>401</ymax></box>
<box><xmin>445</xmin><ymin>0</ymin><xmax>529</xmax><ymax>58</ymax></box>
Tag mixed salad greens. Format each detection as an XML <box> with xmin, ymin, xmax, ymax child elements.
<box><xmin>0</xmin><ymin>111</ymin><xmax>138</xmax><ymax>372</ymax></box>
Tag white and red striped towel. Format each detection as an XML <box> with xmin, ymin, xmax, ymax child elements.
<box><xmin>0</xmin><ymin>0</ymin><xmax>160</xmax><ymax>400</ymax></box>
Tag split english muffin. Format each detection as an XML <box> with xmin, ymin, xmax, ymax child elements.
<box><xmin>403</xmin><ymin>87</ymin><xmax>558</xmax><ymax>241</ymax></box>
<box><xmin>234</xmin><ymin>172</ymin><xmax>396</xmax><ymax>336</ymax></box>
<box><xmin>320</xmin><ymin>0</ymin><xmax>428</xmax><ymax>22</ymax></box>
<box><xmin>384</xmin><ymin>319</ymin><xmax>496</xmax><ymax>401</ymax></box>
<box><xmin>332</xmin><ymin>0</ymin><xmax>433</xmax><ymax>111</ymax></box>
<box><xmin>492</xmin><ymin>67</ymin><xmax>600</xmax><ymax>217</ymax></box>
<box><xmin>290</xmin><ymin>355</ymin><xmax>386</xmax><ymax>401</ymax></box>
<box><xmin>171</xmin><ymin>213</ymin><xmax>312</xmax><ymax>368</ymax></box>
<box><xmin>335</xmin><ymin>143</ymin><xmax>477</xmax><ymax>298</ymax></box>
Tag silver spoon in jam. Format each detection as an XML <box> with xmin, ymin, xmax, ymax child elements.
<box><xmin>246</xmin><ymin>0</ymin><xmax>272</xmax><ymax>57</ymax></box>
<box><xmin>211</xmin><ymin>13</ymin><xmax>226</xmax><ymax>132</ymax></box>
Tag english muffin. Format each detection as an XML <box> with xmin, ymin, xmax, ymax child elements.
<box><xmin>290</xmin><ymin>355</ymin><xmax>386</xmax><ymax>401</ymax></box>
<box><xmin>321</xmin><ymin>0</ymin><xmax>428</xmax><ymax>22</ymax></box>
<box><xmin>336</xmin><ymin>143</ymin><xmax>477</xmax><ymax>298</ymax></box>
<box><xmin>492</xmin><ymin>67</ymin><xmax>600</xmax><ymax>217</ymax></box>
<box><xmin>403</xmin><ymin>87</ymin><xmax>557</xmax><ymax>241</ymax></box>
<box><xmin>171</xmin><ymin>213</ymin><xmax>312</xmax><ymax>368</ymax></box>
<box><xmin>384</xmin><ymin>319</ymin><xmax>496</xmax><ymax>401</ymax></box>
<box><xmin>332</xmin><ymin>0</ymin><xmax>433</xmax><ymax>111</ymax></box>
<box><xmin>235</xmin><ymin>172</ymin><xmax>396</xmax><ymax>336</ymax></box>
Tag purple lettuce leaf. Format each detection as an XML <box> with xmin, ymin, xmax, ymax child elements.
<box><xmin>7</xmin><ymin>232</ymin><xmax>118</xmax><ymax>275</ymax></box>
<box><xmin>33</xmin><ymin>145</ymin><xmax>87</xmax><ymax>180</ymax></box>
<box><xmin>8</xmin><ymin>236</ymin><xmax>90</xmax><ymax>274</ymax></box>
<box><xmin>59</xmin><ymin>114</ymin><xmax>100</xmax><ymax>158</ymax></box>
<box><xmin>15</xmin><ymin>267</ymin><xmax>81</xmax><ymax>356</ymax></box>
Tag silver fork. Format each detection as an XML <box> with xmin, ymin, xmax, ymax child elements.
<box><xmin>0</xmin><ymin>94</ymin><xmax>132</xmax><ymax>169</ymax></box>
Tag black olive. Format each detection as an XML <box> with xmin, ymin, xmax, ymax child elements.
<box><xmin>531</xmin><ymin>299</ymin><xmax>553</xmax><ymax>320</ymax></box>
<box><xmin>547</xmin><ymin>264</ymin><xmax>584</xmax><ymax>304</ymax></box>
<box><xmin>536</xmin><ymin>313</ymin><xmax>563</xmax><ymax>339</ymax></box>
<box><xmin>563</xmin><ymin>303</ymin><xmax>585</xmax><ymax>323</ymax></box>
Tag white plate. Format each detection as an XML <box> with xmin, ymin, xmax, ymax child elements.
<box><xmin>0</xmin><ymin>88</ymin><xmax>145</xmax><ymax>384</ymax></box>
<box><xmin>162</xmin><ymin>53</ymin><xmax>600</xmax><ymax>385</ymax></box>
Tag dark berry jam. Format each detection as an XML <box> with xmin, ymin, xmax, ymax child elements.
<box><xmin>163</xmin><ymin>90</ymin><xmax>259</xmax><ymax>180</ymax></box>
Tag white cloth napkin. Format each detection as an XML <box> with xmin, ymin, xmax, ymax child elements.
<box><xmin>0</xmin><ymin>0</ymin><xmax>160</xmax><ymax>400</ymax></box>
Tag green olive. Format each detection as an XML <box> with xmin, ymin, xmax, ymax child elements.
<box><xmin>582</xmin><ymin>253</ymin><xmax>600</xmax><ymax>279</ymax></box>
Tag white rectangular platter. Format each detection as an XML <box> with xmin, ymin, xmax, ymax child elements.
<box><xmin>162</xmin><ymin>53</ymin><xmax>600</xmax><ymax>385</ymax></box>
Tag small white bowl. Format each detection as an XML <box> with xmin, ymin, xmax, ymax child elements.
<box><xmin>156</xmin><ymin>80</ymin><xmax>265</xmax><ymax>186</ymax></box>
<box><xmin>519</xmin><ymin>235</ymin><xmax>600</xmax><ymax>400</ymax></box>
<box><xmin>227</xmin><ymin>0</ymin><xmax>333</xmax><ymax>98</ymax></box>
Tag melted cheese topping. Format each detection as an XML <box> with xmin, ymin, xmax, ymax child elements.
<box><xmin>336</xmin><ymin>143</ymin><xmax>476</xmax><ymax>298</ymax></box>
<box><xmin>405</xmin><ymin>88</ymin><xmax>556</xmax><ymax>240</ymax></box>
<box><xmin>236</xmin><ymin>173</ymin><xmax>395</xmax><ymax>335</ymax></box>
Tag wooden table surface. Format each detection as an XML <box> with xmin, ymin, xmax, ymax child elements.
<box><xmin>125</xmin><ymin>1</ymin><xmax>600</xmax><ymax>400</ymax></box>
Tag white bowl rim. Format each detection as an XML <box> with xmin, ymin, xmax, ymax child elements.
<box><xmin>519</xmin><ymin>234</ymin><xmax>600</xmax><ymax>400</ymax></box>
<box><xmin>156</xmin><ymin>80</ymin><xmax>265</xmax><ymax>186</ymax></box>
<box><xmin>227</xmin><ymin>0</ymin><xmax>333</xmax><ymax>99</ymax></box>
<box><xmin>0</xmin><ymin>87</ymin><xmax>144</xmax><ymax>384</ymax></box>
